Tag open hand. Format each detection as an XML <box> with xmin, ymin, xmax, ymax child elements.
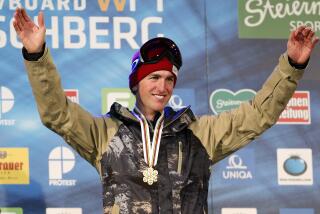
<box><xmin>13</xmin><ymin>8</ymin><xmax>46</xmax><ymax>53</ymax></box>
<box><xmin>287</xmin><ymin>26</ymin><xmax>319</xmax><ymax>65</ymax></box>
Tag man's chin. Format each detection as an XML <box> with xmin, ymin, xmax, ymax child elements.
<box><xmin>153</xmin><ymin>104</ymin><xmax>167</xmax><ymax>112</ymax></box>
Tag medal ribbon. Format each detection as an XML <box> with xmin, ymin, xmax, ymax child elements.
<box><xmin>133</xmin><ymin>107</ymin><xmax>164</xmax><ymax>167</ymax></box>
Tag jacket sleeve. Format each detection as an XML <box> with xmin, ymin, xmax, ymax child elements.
<box><xmin>188</xmin><ymin>53</ymin><xmax>305</xmax><ymax>164</ymax></box>
<box><xmin>24</xmin><ymin>47</ymin><xmax>110</xmax><ymax>174</ymax></box>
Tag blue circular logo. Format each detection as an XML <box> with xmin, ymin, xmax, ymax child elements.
<box><xmin>283</xmin><ymin>156</ymin><xmax>307</xmax><ymax>176</ymax></box>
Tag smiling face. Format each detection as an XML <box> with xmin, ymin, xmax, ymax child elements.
<box><xmin>135</xmin><ymin>70</ymin><xmax>175</xmax><ymax>120</ymax></box>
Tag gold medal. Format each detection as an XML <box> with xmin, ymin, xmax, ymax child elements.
<box><xmin>133</xmin><ymin>108</ymin><xmax>164</xmax><ymax>186</ymax></box>
<box><xmin>142</xmin><ymin>167</ymin><xmax>158</xmax><ymax>185</ymax></box>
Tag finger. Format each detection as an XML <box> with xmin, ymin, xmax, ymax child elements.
<box><xmin>295</xmin><ymin>25</ymin><xmax>305</xmax><ymax>37</ymax></box>
<box><xmin>289</xmin><ymin>29</ymin><xmax>296</xmax><ymax>43</ymax></box>
<box><xmin>307</xmin><ymin>31</ymin><xmax>315</xmax><ymax>40</ymax></box>
<box><xmin>17</xmin><ymin>7</ymin><xmax>26</xmax><ymax>27</ymax></box>
<box><xmin>302</xmin><ymin>27</ymin><xmax>312</xmax><ymax>38</ymax></box>
<box><xmin>38</xmin><ymin>11</ymin><xmax>45</xmax><ymax>29</ymax></box>
<box><xmin>311</xmin><ymin>36</ymin><xmax>319</xmax><ymax>50</ymax></box>
<box><xmin>13</xmin><ymin>19</ymin><xmax>22</xmax><ymax>33</ymax></box>
<box><xmin>21</xmin><ymin>8</ymin><xmax>32</xmax><ymax>23</ymax></box>
<box><xmin>15</xmin><ymin>14</ymin><xmax>24</xmax><ymax>31</ymax></box>
<box><xmin>14</xmin><ymin>9</ymin><xmax>22</xmax><ymax>24</ymax></box>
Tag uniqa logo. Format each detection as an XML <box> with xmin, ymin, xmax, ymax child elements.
<box><xmin>283</xmin><ymin>155</ymin><xmax>307</xmax><ymax>176</ymax></box>
<box><xmin>223</xmin><ymin>154</ymin><xmax>253</xmax><ymax>180</ymax></box>
<box><xmin>0</xmin><ymin>86</ymin><xmax>14</xmax><ymax>119</ymax></box>
<box><xmin>209</xmin><ymin>89</ymin><xmax>256</xmax><ymax>114</ymax></box>
<box><xmin>168</xmin><ymin>94</ymin><xmax>186</xmax><ymax>110</ymax></box>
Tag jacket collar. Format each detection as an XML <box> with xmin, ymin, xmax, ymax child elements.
<box><xmin>109</xmin><ymin>102</ymin><xmax>196</xmax><ymax>131</ymax></box>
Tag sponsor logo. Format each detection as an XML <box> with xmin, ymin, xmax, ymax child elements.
<box><xmin>0</xmin><ymin>207</ymin><xmax>23</xmax><ymax>214</ymax></box>
<box><xmin>238</xmin><ymin>0</ymin><xmax>320</xmax><ymax>39</ymax></box>
<box><xmin>0</xmin><ymin>86</ymin><xmax>15</xmax><ymax>126</ymax></box>
<box><xmin>65</xmin><ymin>89</ymin><xmax>79</xmax><ymax>104</ymax></box>
<box><xmin>168</xmin><ymin>89</ymin><xmax>195</xmax><ymax>110</ymax></box>
<box><xmin>168</xmin><ymin>94</ymin><xmax>186</xmax><ymax>110</ymax></box>
<box><xmin>222</xmin><ymin>149</ymin><xmax>254</xmax><ymax>182</ymax></box>
<box><xmin>210</xmin><ymin>89</ymin><xmax>256</xmax><ymax>114</ymax></box>
<box><xmin>221</xmin><ymin>208</ymin><xmax>257</xmax><ymax>214</ymax></box>
<box><xmin>0</xmin><ymin>151</ymin><xmax>7</xmax><ymax>159</ymax></box>
<box><xmin>46</xmin><ymin>208</ymin><xmax>82</xmax><ymax>214</ymax></box>
<box><xmin>101</xmin><ymin>88</ymin><xmax>135</xmax><ymax>114</ymax></box>
<box><xmin>277</xmin><ymin>149</ymin><xmax>313</xmax><ymax>185</ymax></box>
<box><xmin>48</xmin><ymin>146</ymin><xmax>77</xmax><ymax>186</ymax></box>
<box><xmin>280</xmin><ymin>208</ymin><xmax>314</xmax><ymax>214</ymax></box>
<box><xmin>278</xmin><ymin>91</ymin><xmax>311</xmax><ymax>124</ymax></box>
<box><xmin>0</xmin><ymin>148</ymin><xmax>29</xmax><ymax>184</ymax></box>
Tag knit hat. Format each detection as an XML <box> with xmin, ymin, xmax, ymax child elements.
<box><xmin>129</xmin><ymin>51</ymin><xmax>178</xmax><ymax>91</ymax></box>
<box><xmin>128</xmin><ymin>37</ymin><xmax>182</xmax><ymax>92</ymax></box>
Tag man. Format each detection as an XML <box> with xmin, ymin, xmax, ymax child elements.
<box><xmin>13</xmin><ymin>7</ymin><xmax>318</xmax><ymax>214</ymax></box>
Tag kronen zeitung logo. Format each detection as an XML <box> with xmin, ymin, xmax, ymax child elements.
<box><xmin>277</xmin><ymin>91</ymin><xmax>311</xmax><ymax>124</ymax></box>
<box><xmin>239</xmin><ymin>0</ymin><xmax>320</xmax><ymax>38</ymax></box>
<box><xmin>210</xmin><ymin>89</ymin><xmax>256</xmax><ymax>114</ymax></box>
<box><xmin>65</xmin><ymin>89</ymin><xmax>79</xmax><ymax>104</ymax></box>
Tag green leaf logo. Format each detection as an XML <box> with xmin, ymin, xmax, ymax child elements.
<box><xmin>210</xmin><ymin>89</ymin><xmax>256</xmax><ymax>114</ymax></box>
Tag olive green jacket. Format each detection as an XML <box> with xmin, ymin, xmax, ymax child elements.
<box><xmin>24</xmin><ymin>48</ymin><xmax>304</xmax><ymax>213</ymax></box>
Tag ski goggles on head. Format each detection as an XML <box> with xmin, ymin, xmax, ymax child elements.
<box><xmin>131</xmin><ymin>37</ymin><xmax>182</xmax><ymax>73</ymax></box>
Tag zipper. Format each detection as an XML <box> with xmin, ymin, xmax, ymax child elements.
<box><xmin>177</xmin><ymin>141</ymin><xmax>183</xmax><ymax>175</ymax></box>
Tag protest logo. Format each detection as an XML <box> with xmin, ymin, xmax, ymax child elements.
<box><xmin>48</xmin><ymin>146</ymin><xmax>77</xmax><ymax>186</ymax></box>
<box><xmin>209</xmin><ymin>89</ymin><xmax>256</xmax><ymax>114</ymax></box>
<box><xmin>278</xmin><ymin>91</ymin><xmax>311</xmax><ymax>124</ymax></box>
<box><xmin>0</xmin><ymin>86</ymin><xmax>15</xmax><ymax>126</ymax></box>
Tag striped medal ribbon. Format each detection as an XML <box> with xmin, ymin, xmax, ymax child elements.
<box><xmin>133</xmin><ymin>108</ymin><xmax>164</xmax><ymax>185</ymax></box>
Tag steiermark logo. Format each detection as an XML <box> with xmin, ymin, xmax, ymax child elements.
<box><xmin>238</xmin><ymin>0</ymin><xmax>320</xmax><ymax>39</ymax></box>
<box><xmin>209</xmin><ymin>89</ymin><xmax>256</xmax><ymax>114</ymax></box>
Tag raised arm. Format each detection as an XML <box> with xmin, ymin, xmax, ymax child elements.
<box><xmin>13</xmin><ymin>9</ymin><xmax>112</xmax><ymax>174</ymax></box>
<box><xmin>189</xmin><ymin>26</ymin><xmax>318</xmax><ymax>163</ymax></box>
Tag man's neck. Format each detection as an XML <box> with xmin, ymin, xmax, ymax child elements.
<box><xmin>140</xmin><ymin>109</ymin><xmax>156</xmax><ymax>121</ymax></box>
<box><xmin>135</xmin><ymin>104</ymin><xmax>159</xmax><ymax>121</ymax></box>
